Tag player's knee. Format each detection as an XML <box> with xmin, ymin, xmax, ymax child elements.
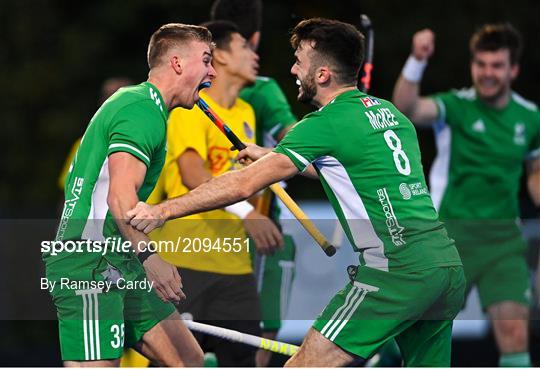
<box><xmin>494</xmin><ymin>319</ymin><xmax>528</xmax><ymax>349</ymax></box>
<box><xmin>497</xmin><ymin>319</ymin><xmax>525</xmax><ymax>336</ymax></box>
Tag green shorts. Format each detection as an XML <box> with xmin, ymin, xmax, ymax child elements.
<box><xmin>313</xmin><ymin>265</ymin><xmax>465</xmax><ymax>366</ymax></box>
<box><xmin>47</xmin><ymin>255</ymin><xmax>175</xmax><ymax>361</ymax></box>
<box><xmin>251</xmin><ymin>234</ymin><xmax>296</xmax><ymax>331</ymax></box>
<box><xmin>459</xmin><ymin>244</ymin><xmax>530</xmax><ymax>309</ymax></box>
<box><xmin>447</xmin><ymin>221</ymin><xmax>531</xmax><ymax>309</ymax></box>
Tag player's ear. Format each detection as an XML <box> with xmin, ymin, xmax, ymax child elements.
<box><xmin>212</xmin><ymin>48</ymin><xmax>228</xmax><ymax>66</ymax></box>
<box><xmin>316</xmin><ymin>66</ymin><xmax>331</xmax><ymax>84</ymax></box>
<box><xmin>510</xmin><ymin>63</ymin><xmax>520</xmax><ymax>80</ymax></box>
<box><xmin>170</xmin><ymin>55</ymin><xmax>183</xmax><ymax>75</ymax></box>
<box><xmin>248</xmin><ymin>31</ymin><xmax>261</xmax><ymax>51</ymax></box>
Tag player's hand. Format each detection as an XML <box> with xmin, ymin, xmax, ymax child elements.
<box><xmin>126</xmin><ymin>201</ymin><xmax>166</xmax><ymax>234</ymax></box>
<box><xmin>243</xmin><ymin>210</ymin><xmax>284</xmax><ymax>255</ymax></box>
<box><xmin>237</xmin><ymin>143</ymin><xmax>272</xmax><ymax>165</ymax></box>
<box><xmin>412</xmin><ymin>29</ymin><xmax>435</xmax><ymax>61</ymax></box>
<box><xmin>142</xmin><ymin>253</ymin><xmax>186</xmax><ymax>304</ymax></box>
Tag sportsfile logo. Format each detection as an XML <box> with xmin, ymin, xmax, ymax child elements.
<box><xmin>360</xmin><ymin>96</ymin><xmax>381</xmax><ymax>108</ymax></box>
<box><xmin>377</xmin><ymin>188</ymin><xmax>406</xmax><ymax>247</ymax></box>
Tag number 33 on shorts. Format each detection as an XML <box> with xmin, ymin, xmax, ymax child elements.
<box><xmin>56</xmin><ymin>289</ymin><xmax>127</xmax><ymax>361</ymax></box>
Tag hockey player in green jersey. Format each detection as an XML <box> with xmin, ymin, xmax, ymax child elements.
<box><xmin>393</xmin><ymin>23</ymin><xmax>540</xmax><ymax>367</ymax></box>
<box><xmin>127</xmin><ymin>18</ymin><xmax>465</xmax><ymax>367</ymax></box>
<box><xmin>44</xmin><ymin>23</ymin><xmax>216</xmax><ymax>366</ymax></box>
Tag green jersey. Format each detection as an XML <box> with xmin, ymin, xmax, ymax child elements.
<box><xmin>49</xmin><ymin>82</ymin><xmax>167</xmax><ymax>265</ymax></box>
<box><xmin>240</xmin><ymin>76</ymin><xmax>296</xmax><ymax>146</ymax></box>
<box><xmin>274</xmin><ymin>90</ymin><xmax>461</xmax><ymax>272</ymax></box>
<box><xmin>430</xmin><ymin>88</ymin><xmax>540</xmax><ymax>220</ymax></box>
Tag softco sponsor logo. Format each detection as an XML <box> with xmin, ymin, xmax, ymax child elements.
<box><xmin>377</xmin><ymin>188</ymin><xmax>406</xmax><ymax>247</ymax></box>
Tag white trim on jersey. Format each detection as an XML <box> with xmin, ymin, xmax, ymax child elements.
<box><xmin>314</xmin><ymin>155</ymin><xmax>388</xmax><ymax>271</ymax></box>
<box><xmin>430</xmin><ymin>123</ymin><xmax>452</xmax><ymax>211</ymax></box>
<box><xmin>82</xmin><ymin>158</ymin><xmax>110</xmax><ymax>241</ymax></box>
<box><xmin>512</xmin><ymin>92</ymin><xmax>538</xmax><ymax>111</ymax></box>
<box><xmin>109</xmin><ymin>143</ymin><xmax>150</xmax><ymax>163</ymax></box>
<box><xmin>284</xmin><ymin>148</ymin><xmax>311</xmax><ymax>170</ymax></box>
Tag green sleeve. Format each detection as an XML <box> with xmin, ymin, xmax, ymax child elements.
<box><xmin>107</xmin><ymin>101</ymin><xmax>164</xmax><ymax>167</ymax></box>
<box><xmin>273</xmin><ymin>113</ymin><xmax>333</xmax><ymax>172</ymax></box>
<box><xmin>430</xmin><ymin>90</ymin><xmax>461</xmax><ymax>128</ymax></box>
<box><xmin>241</xmin><ymin>77</ymin><xmax>296</xmax><ymax>143</ymax></box>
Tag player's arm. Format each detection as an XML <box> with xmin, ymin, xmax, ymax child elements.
<box><xmin>527</xmin><ymin>157</ymin><xmax>540</xmax><ymax>205</ymax></box>
<box><xmin>127</xmin><ymin>152</ymin><xmax>298</xmax><ymax>233</ymax></box>
<box><xmin>177</xmin><ymin>149</ymin><xmax>213</xmax><ymax>189</ymax></box>
<box><xmin>392</xmin><ymin>29</ymin><xmax>439</xmax><ymax>126</ymax></box>
<box><xmin>239</xmin><ymin>143</ymin><xmax>318</xmax><ymax>179</ymax></box>
<box><xmin>108</xmin><ymin>152</ymin><xmax>184</xmax><ymax>303</ymax></box>
<box><xmin>179</xmin><ymin>148</ymin><xmax>283</xmax><ymax>253</ymax></box>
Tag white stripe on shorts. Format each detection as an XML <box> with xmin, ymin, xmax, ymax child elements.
<box><xmin>320</xmin><ymin>286</ymin><xmax>361</xmax><ymax>338</ymax></box>
<box><xmin>93</xmin><ymin>292</ymin><xmax>101</xmax><ymax>360</ymax></box>
<box><xmin>82</xmin><ymin>293</ymin><xmax>89</xmax><ymax>360</ymax></box>
<box><xmin>329</xmin><ymin>289</ymin><xmax>368</xmax><ymax>341</ymax></box>
<box><xmin>77</xmin><ymin>289</ymin><xmax>102</xmax><ymax>361</ymax></box>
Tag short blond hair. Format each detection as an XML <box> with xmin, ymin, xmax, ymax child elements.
<box><xmin>147</xmin><ymin>23</ymin><xmax>213</xmax><ymax>69</ymax></box>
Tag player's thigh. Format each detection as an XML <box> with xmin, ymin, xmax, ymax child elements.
<box><xmin>312</xmin><ymin>266</ymin><xmax>447</xmax><ymax>360</ymax></box>
<box><xmin>477</xmin><ymin>249</ymin><xmax>530</xmax><ymax>309</ymax></box>
<box><xmin>54</xmin><ymin>288</ymin><xmax>126</xmax><ymax>363</ymax></box>
<box><xmin>395</xmin><ymin>320</ymin><xmax>453</xmax><ymax>367</ymax></box>
<box><xmin>395</xmin><ymin>266</ymin><xmax>465</xmax><ymax>367</ymax></box>
<box><xmin>285</xmin><ymin>328</ymin><xmax>357</xmax><ymax>367</ymax></box>
<box><xmin>122</xmin><ymin>269</ymin><xmax>202</xmax><ymax>366</ymax></box>
<box><xmin>135</xmin><ymin>310</ymin><xmax>203</xmax><ymax>367</ymax></box>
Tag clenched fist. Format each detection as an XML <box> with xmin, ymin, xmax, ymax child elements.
<box><xmin>412</xmin><ymin>29</ymin><xmax>435</xmax><ymax>61</ymax></box>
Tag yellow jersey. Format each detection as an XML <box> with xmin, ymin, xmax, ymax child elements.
<box><xmin>149</xmin><ymin>91</ymin><xmax>256</xmax><ymax>274</ymax></box>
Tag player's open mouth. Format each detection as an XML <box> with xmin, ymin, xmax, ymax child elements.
<box><xmin>198</xmin><ymin>81</ymin><xmax>212</xmax><ymax>91</ymax></box>
<box><xmin>296</xmin><ymin>79</ymin><xmax>302</xmax><ymax>93</ymax></box>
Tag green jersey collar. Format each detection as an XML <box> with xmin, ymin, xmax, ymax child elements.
<box><xmin>322</xmin><ymin>88</ymin><xmax>361</xmax><ymax>110</ymax></box>
<box><xmin>143</xmin><ymin>82</ymin><xmax>168</xmax><ymax>122</ymax></box>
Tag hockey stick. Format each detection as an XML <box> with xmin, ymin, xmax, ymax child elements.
<box><xmin>358</xmin><ymin>14</ymin><xmax>374</xmax><ymax>93</ymax></box>
<box><xmin>195</xmin><ymin>87</ymin><xmax>336</xmax><ymax>257</ymax></box>
<box><xmin>183</xmin><ymin>319</ymin><xmax>299</xmax><ymax>356</ymax></box>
